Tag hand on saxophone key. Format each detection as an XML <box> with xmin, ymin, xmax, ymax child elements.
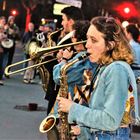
<box><xmin>70</xmin><ymin>125</ymin><xmax>81</xmax><ymax>138</ymax></box>
<box><xmin>57</xmin><ymin>93</ymin><xmax>74</xmax><ymax>113</ymax></box>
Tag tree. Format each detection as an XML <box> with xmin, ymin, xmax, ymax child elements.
<box><xmin>21</xmin><ymin>0</ymin><xmax>55</xmax><ymax>32</ymax></box>
<box><xmin>21</xmin><ymin>0</ymin><xmax>39</xmax><ymax>31</ymax></box>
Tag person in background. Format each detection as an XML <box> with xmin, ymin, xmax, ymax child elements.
<box><xmin>0</xmin><ymin>45</ymin><xmax>4</xmax><ymax>85</ymax></box>
<box><xmin>22</xmin><ymin>22</ymin><xmax>35</xmax><ymax>59</ymax></box>
<box><xmin>22</xmin><ymin>22</ymin><xmax>35</xmax><ymax>84</ymax></box>
<box><xmin>0</xmin><ymin>27</ymin><xmax>5</xmax><ymax>85</ymax></box>
<box><xmin>125</xmin><ymin>24</ymin><xmax>140</xmax><ymax>79</ymax></box>
<box><xmin>57</xmin><ymin>16</ymin><xmax>138</xmax><ymax>140</ymax></box>
<box><xmin>0</xmin><ymin>16</ymin><xmax>7</xmax><ymax>85</ymax></box>
<box><xmin>4</xmin><ymin>16</ymin><xmax>19</xmax><ymax>78</ymax></box>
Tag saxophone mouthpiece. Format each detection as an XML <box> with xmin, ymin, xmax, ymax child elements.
<box><xmin>86</xmin><ymin>53</ymin><xmax>90</xmax><ymax>56</ymax></box>
<box><xmin>78</xmin><ymin>53</ymin><xmax>89</xmax><ymax>61</ymax></box>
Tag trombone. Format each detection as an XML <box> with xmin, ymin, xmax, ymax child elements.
<box><xmin>5</xmin><ymin>40</ymin><xmax>87</xmax><ymax>76</ymax></box>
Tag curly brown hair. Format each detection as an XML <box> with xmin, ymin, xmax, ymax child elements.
<box><xmin>91</xmin><ymin>16</ymin><xmax>134</xmax><ymax>65</ymax></box>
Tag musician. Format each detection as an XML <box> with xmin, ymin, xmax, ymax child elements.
<box><xmin>45</xmin><ymin>6</ymin><xmax>84</xmax><ymax>115</ymax></box>
<box><xmin>53</xmin><ymin>20</ymin><xmax>96</xmax><ymax>99</ymax></box>
<box><xmin>22</xmin><ymin>22</ymin><xmax>36</xmax><ymax>84</ymax></box>
<box><xmin>56</xmin><ymin>6</ymin><xmax>84</xmax><ymax>62</ymax></box>
<box><xmin>4</xmin><ymin>16</ymin><xmax>19</xmax><ymax>77</ymax></box>
<box><xmin>57</xmin><ymin>16</ymin><xmax>138</xmax><ymax>140</ymax></box>
<box><xmin>22</xmin><ymin>22</ymin><xmax>35</xmax><ymax>59</ymax></box>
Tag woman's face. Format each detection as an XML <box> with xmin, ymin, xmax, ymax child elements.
<box><xmin>86</xmin><ymin>25</ymin><xmax>106</xmax><ymax>63</ymax></box>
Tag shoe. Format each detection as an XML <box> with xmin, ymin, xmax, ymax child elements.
<box><xmin>38</xmin><ymin>81</ymin><xmax>42</xmax><ymax>85</ymax></box>
<box><xmin>23</xmin><ymin>79</ymin><xmax>30</xmax><ymax>84</ymax></box>
<box><xmin>0</xmin><ymin>80</ymin><xmax>4</xmax><ymax>85</ymax></box>
<box><xmin>30</xmin><ymin>79</ymin><xmax>36</xmax><ymax>84</ymax></box>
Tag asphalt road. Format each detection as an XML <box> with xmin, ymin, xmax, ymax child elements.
<box><xmin>0</xmin><ymin>41</ymin><xmax>48</xmax><ymax>140</ymax></box>
<box><xmin>0</xmin><ymin>41</ymin><xmax>140</xmax><ymax>140</ymax></box>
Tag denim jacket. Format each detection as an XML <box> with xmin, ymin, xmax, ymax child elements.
<box><xmin>68</xmin><ymin>61</ymin><xmax>137</xmax><ymax>140</ymax></box>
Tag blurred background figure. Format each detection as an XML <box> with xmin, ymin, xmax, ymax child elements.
<box><xmin>0</xmin><ymin>16</ymin><xmax>7</xmax><ymax>85</ymax></box>
<box><xmin>22</xmin><ymin>22</ymin><xmax>35</xmax><ymax>60</ymax></box>
<box><xmin>5</xmin><ymin>16</ymin><xmax>19</xmax><ymax>71</ymax></box>
<box><xmin>125</xmin><ymin>24</ymin><xmax>140</xmax><ymax>78</ymax></box>
<box><xmin>0</xmin><ymin>27</ymin><xmax>4</xmax><ymax>85</ymax></box>
<box><xmin>22</xmin><ymin>22</ymin><xmax>36</xmax><ymax>84</ymax></box>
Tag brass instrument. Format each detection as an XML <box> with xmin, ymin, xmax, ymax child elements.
<box><xmin>39</xmin><ymin>115</ymin><xmax>57</xmax><ymax>133</ymax></box>
<box><xmin>5</xmin><ymin>40</ymin><xmax>86</xmax><ymax>76</ymax></box>
<box><xmin>39</xmin><ymin>53</ymin><xmax>88</xmax><ymax>139</ymax></box>
<box><xmin>29</xmin><ymin>40</ymin><xmax>86</xmax><ymax>58</ymax></box>
<box><xmin>36</xmin><ymin>32</ymin><xmax>45</xmax><ymax>43</ymax></box>
<box><xmin>36</xmin><ymin>28</ymin><xmax>63</xmax><ymax>46</ymax></box>
<box><xmin>57</xmin><ymin>30</ymin><xmax>75</xmax><ymax>46</ymax></box>
<box><xmin>4</xmin><ymin>57</ymin><xmax>57</xmax><ymax>76</ymax></box>
<box><xmin>1</xmin><ymin>38</ymin><xmax>14</xmax><ymax>49</ymax></box>
<box><xmin>48</xmin><ymin>28</ymin><xmax>63</xmax><ymax>47</ymax></box>
<box><xmin>36</xmin><ymin>28</ymin><xmax>63</xmax><ymax>92</ymax></box>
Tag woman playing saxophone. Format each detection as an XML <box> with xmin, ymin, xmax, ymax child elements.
<box><xmin>57</xmin><ymin>16</ymin><xmax>139</xmax><ymax>140</ymax></box>
<box><xmin>53</xmin><ymin>20</ymin><xmax>97</xmax><ymax>140</ymax></box>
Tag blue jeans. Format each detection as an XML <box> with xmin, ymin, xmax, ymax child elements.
<box><xmin>91</xmin><ymin>127</ymin><xmax>130</xmax><ymax>140</ymax></box>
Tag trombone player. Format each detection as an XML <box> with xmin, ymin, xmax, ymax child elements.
<box><xmin>45</xmin><ymin>6</ymin><xmax>85</xmax><ymax>115</ymax></box>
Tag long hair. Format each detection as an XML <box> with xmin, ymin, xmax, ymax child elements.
<box><xmin>91</xmin><ymin>16</ymin><xmax>134</xmax><ymax>65</ymax></box>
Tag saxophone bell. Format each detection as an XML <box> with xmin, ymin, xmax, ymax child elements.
<box><xmin>39</xmin><ymin>115</ymin><xmax>56</xmax><ymax>133</ymax></box>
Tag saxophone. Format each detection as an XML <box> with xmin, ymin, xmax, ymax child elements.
<box><xmin>39</xmin><ymin>53</ymin><xmax>88</xmax><ymax>140</ymax></box>
<box><xmin>57</xmin><ymin>53</ymin><xmax>88</xmax><ymax>140</ymax></box>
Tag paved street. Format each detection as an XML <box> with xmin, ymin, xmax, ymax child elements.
<box><xmin>0</xmin><ymin>41</ymin><xmax>140</xmax><ymax>140</ymax></box>
<box><xmin>0</xmin><ymin>41</ymin><xmax>48</xmax><ymax>140</ymax></box>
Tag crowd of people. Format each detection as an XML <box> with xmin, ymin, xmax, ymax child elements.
<box><xmin>0</xmin><ymin>5</ymin><xmax>140</xmax><ymax>140</ymax></box>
